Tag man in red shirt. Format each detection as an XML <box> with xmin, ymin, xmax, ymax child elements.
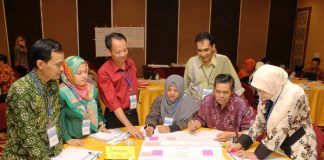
<box><xmin>97</xmin><ymin>32</ymin><xmax>143</xmax><ymax>139</ymax></box>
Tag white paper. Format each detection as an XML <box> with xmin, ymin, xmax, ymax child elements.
<box><xmin>89</xmin><ymin>128</ymin><xmax>130</xmax><ymax>145</ymax></box>
<box><xmin>139</xmin><ymin>130</ymin><xmax>225</xmax><ymax>160</ymax></box>
<box><xmin>51</xmin><ymin>147</ymin><xmax>102</xmax><ymax>160</ymax></box>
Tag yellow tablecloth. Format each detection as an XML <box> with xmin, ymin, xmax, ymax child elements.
<box><xmin>137</xmin><ymin>80</ymin><xmax>164</xmax><ymax>125</ymax></box>
<box><xmin>292</xmin><ymin>80</ymin><xmax>324</xmax><ymax>126</ymax></box>
<box><xmin>63</xmin><ymin>128</ymin><xmax>289</xmax><ymax>160</ymax></box>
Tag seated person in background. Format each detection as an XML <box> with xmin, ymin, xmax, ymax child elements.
<box><xmin>303</xmin><ymin>57</ymin><xmax>323</xmax><ymax>80</ymax></box>
<box><xmin>184</xmin><ymin>32</ymin><xmax>244</xmax><ymax>104</ymax></box>
<box><xmin>145</xmin><ymin>75</ymin><xmax>198</xmax><ymax>136</ymax></box>
<box><xmin>238</xmin><ymin>58</ymin><xmax>256</xmax><ymax>84</ymax></box>
<box><xmin>59</xmin><ymin>56</ymin><xmax>109</xmax><ymax>146</ymax></box>
<box><xmin>188</xmin><ymin>74</ymin><xmax>255</xmax><ymax>142</ymax></box>
<box><xmin>0</xmin><ymin>54</ymin><xmax>17</xmax><ymax>103</ymax></box>
<box><xmin>228</xmin><ymin>65</ymin><xmax>317</xmax><ymax>159</ymax></box>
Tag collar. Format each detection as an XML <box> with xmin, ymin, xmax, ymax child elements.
<box><xmin>109</xmin><ymin>58</ymin><xmax>131</xmax><ymax>73</ymax></box>
<box><xmin>198</xmin><ymin>53</ymin><xmax>217</xmax><ymax>68</ymax></box>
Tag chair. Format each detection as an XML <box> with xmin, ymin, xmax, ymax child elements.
<box><xmin>0</xmin><ymin>103</ymin><xmax>7</xmax><ymax>130</ymax></box>
<box><xmin>312</xmin><ymin>124</ymin><xmax>323</xmax><ymax>160</ymax></box>
<box><xmin>241</xmin><ymin>82</ymin><xmax>257</xmax><ymax>110</ymax></box>
<box><xmin>303</xmin><ymin>72</ymin><xmax>317</xmax><ymax>81</ymax></box>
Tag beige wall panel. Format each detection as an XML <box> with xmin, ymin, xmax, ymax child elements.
<box><xmin>0</xmin><ymin>0</ymin><xmax>9</xmax><ymax>62</ymax></box>
<box><xmin>298</xmin><ymin>0</ymin><xmax>324</xmax><ymax>70</ymax></box>
<box><xmin>113</xmin><ymin>0</ymin><xmax>145</xmax><ymax>77</ymax></box>
<box><xmin>178</xmin><ymin>0</ymin><xmax>210</xmax><ymax>64</ymax></box>
<box><xmin>237</xmin><ymin>0</ymin><xmax>270</xmax><ymax>67</ymax></box>
<box><xmin>41</xmin><ymin>0</ymin><xmax>78</xmax><ymax>57</ymax></box>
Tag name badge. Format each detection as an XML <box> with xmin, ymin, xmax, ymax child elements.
<box><xmin>202</xmin><ymin>88</ymin><xmax>213</xmax><ymax>99</ymax></box>
<box><xmin>163</xmin><ymin>117</ymin><xmax>174</xmax><ymax>126</ymax></box>
<box><xmin>130</xmin><ymin>95</ymin><xmax>137</xmax><ymax>109</ymax></box>
<box><xmin>82</xmin><ymin>119</ymin><xmax>91</xmax><ymax>135</ymax></box>
<box><xmin>47</xmin><ymin>126</ymin><xmax>59</xmax><ymax>147</ymax></box>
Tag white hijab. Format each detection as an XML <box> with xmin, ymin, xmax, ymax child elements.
<box><xmin>251</xmin><ymin>65</ymin><xmax>306</xmax><ymax>131</ymax></box>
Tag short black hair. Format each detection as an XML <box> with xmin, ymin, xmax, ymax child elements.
<box><xmin>312</xmin><ymin>57</ymin><xmax>320</xmax><ymax>64</ymax></box>
<box><xmin>0</xmin><ymin>54</ymin><xmax>8</xmax><ymax>63</ymax></box>
<box><xmin>195</xmin><ymin>32</ymin><xmax>215</xmax><ymax>46</ymax></box>
<box><xmin>214</xmin><ymin>74</ymin><xmax>235</xmax><ymax>91</ymax></box>
<box><xmin>30</xmin><ymin>39</ymin><xmax>63</xmax><ymax>69</ymax></box>
<box><xmin>105</xmin><ymin>32</ymin><xmax>127</xmax><ymax>50</ymax></box>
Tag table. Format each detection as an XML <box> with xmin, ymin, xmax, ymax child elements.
<box><xmin>63</xmin><ymin>128</ymin><xmax>289</xmax><ymax>160</ymax></box>
<box><xmin>137</xmin><ymin>80</ymin><xmax>164</xmax><ymax>125</ymax></box>
<box><xmin>292</xmin><ymin>79</ymin><xmax>324</xmax><ymax>126</ymax></box>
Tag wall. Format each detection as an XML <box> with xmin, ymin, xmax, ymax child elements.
<box><xmin>178</xmin><ymin>0</ymin><xmax>210</xmax><ymax>64</ymax></box>
<box><xmin>0</xmin><ymin>0</ymin><xmax>9</xmax><ymax>62</ymax></box>
<box><xmin>0</xmin><ymin>0</ymin><xmax>302</xmax><ymax>74</ymax></box>
<box><xmin>41</xmin><ymin>0</ymin><xmax>78</xmax><ymax>57</ymax></box>
<box><xmin>297</xmin><ymin>0</ymin><xmax>324</xmax><ymax>70</ymax></box>
<box><xmin>237</xmin><ymin>0</ymin><xmax>270</xmax><ymax>67</ymax></box>
<box><xmin>113</xmin><ymin>0</ymin><xmax>145</xmax><ymax>76</ymax></box>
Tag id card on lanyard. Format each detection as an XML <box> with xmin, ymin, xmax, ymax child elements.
<box><xmin>31</xmin><ymin>71</ymin><xmax>58</xmax><ymax>147</ymax></box>
<box><xmin>82</xmin><ymin>119</ymin><xmax>91</xmax><ymax>135</ymax></box>
<box><xmin>119</xmin><ymin>71</ymin><xmax>137</xmax><ymax>109</ymax></box>
<box><xmin>163</xmin><ymin>117</ymin><xmax>174</xmax><ymax>126</ymax></box>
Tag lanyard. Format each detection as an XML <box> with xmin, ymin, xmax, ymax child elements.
<box><xmin>31</xmin><ymin>71</ymin><xmax>53</xmax><ymax>117</ymax></box>
<box><xmin>266</xmin><ymin>88</ymin><xmax>283</xmax><ymax>120</ymax></box>
<box><xmin>119</xmin><ymin>71</ymin><xmax>133</xmax><ymax>93</ymax></box>
<box><xmin>201</xmin><ymin>66</ymin><xmax>214</xmax><ymax>85</ymax></box>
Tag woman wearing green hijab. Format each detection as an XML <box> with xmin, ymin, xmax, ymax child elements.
<box><xmin>59</xmin><ymin>56</ymin><xmax>109</xmax><ymax>146</ymax></box>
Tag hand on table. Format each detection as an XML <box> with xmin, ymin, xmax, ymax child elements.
<box><xmin>156</xmin><ymin>125</ymin><xmax>170</xmax><ymax>133</ymax></box>
<box><xmin>66</xmin><ymin>139</ymin><xmax>85</xmax><ymax>146</ymax></box>
<box><xmin>187</xmin><ymin>120</ymin><xmax>201</xmax><ymax>131</ymax></box>
<box><xmin>98</xmin><ymin>125</ymin><xmax>110</xmax><ymax>133</ymax></box>
<box><xmin>226</xmin><ymin>143</ymin><xmax>242</xmax><ymax>152</ymax></box>
<box><xmin>235</xmin><ymin>150</ymin><xmax>258</xmax><ymax>159</ymax></box>
<box><xmin>145</xmin><ymin>126</ymin><xmax>154</xmax><ymax>137</ymax></box>
<box><xmin>214</xmin><ymin>131</ymin><xmax>234</xmax><ymax>142</ymax></box>
<box><xmin>128</xmin><ymin>125</ymin><xmax>144</xmax><ymax>139</ymax></box>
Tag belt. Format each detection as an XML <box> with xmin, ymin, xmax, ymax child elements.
<box><xmin>280</xmin><ymin>126</ymin><xmax>306</xmax><ymax>157</ymax></box>
<box><xmin>124</xmin><ymin>108</ymin><xmax>137</xmax><ymax>115</ymax></box>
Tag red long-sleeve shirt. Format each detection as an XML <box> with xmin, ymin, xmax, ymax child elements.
<box><xmin>97</xmin><ymin>58</ymin><xmax>138</xmax><ymax>112</ymax></box>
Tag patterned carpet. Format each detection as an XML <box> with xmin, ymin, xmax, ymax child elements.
<box><xmin>0</xmin><ymin>129</ymin><xmax>323</xmax><ymax>159</ymax></box>
<box><xmin>0</xmin><ymin>131</ymin><xmax>7</xmax><ymax>158</ymax></box>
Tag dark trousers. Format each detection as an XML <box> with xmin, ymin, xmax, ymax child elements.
<box><xmin>104</xmin><ymin>108</ymin><xmax>139</xmax><ymax>129</ymax></box>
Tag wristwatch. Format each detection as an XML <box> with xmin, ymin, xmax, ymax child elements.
<box><xmin>98</xmin><ymin>121</ymin><xmax>106</xmax><ymax>129</ymax></box>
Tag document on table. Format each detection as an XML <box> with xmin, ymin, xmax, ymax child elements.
<box><xmin>89</xmin><ymin>128</ymin><xmax>130</xmax><ymax>145</ymax></box>
<box><xmin>51</xmin><ymin>147</ymin><xmax>102</xmax><ymax>160</ymax></box>
<box><xmin>139</xmin><ymin>129</ymin><xmax>226</xmax><ymax>160</ymax></box>
<box><xmin>143</xmin><ymin>129</ymin><xmax>220</xmax><ymax>142</ymax></box>
<box><xmin>227</xmin><ymin>152</ymin><xmax>289</xmax><ymax>160</ymax></box>
<box><xmin>139</xmin><ymin>142</ymin><xmax>224</xmax><ymax>160</ymax></box>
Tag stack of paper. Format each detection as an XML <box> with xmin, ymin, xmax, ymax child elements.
<box><xmin>51</xmin><ymin>147</ymin><xmax>102</xmax><ymax>160</ymax></box>
<box><xmin>90</xmin><ymin>129</ymin><xmax>130</xmax><ymax>145</ymax></box>
<box><xmin>139</xmin><ymin>130</ymin><xmax>226</xmax><ymax>160</ymax></box>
